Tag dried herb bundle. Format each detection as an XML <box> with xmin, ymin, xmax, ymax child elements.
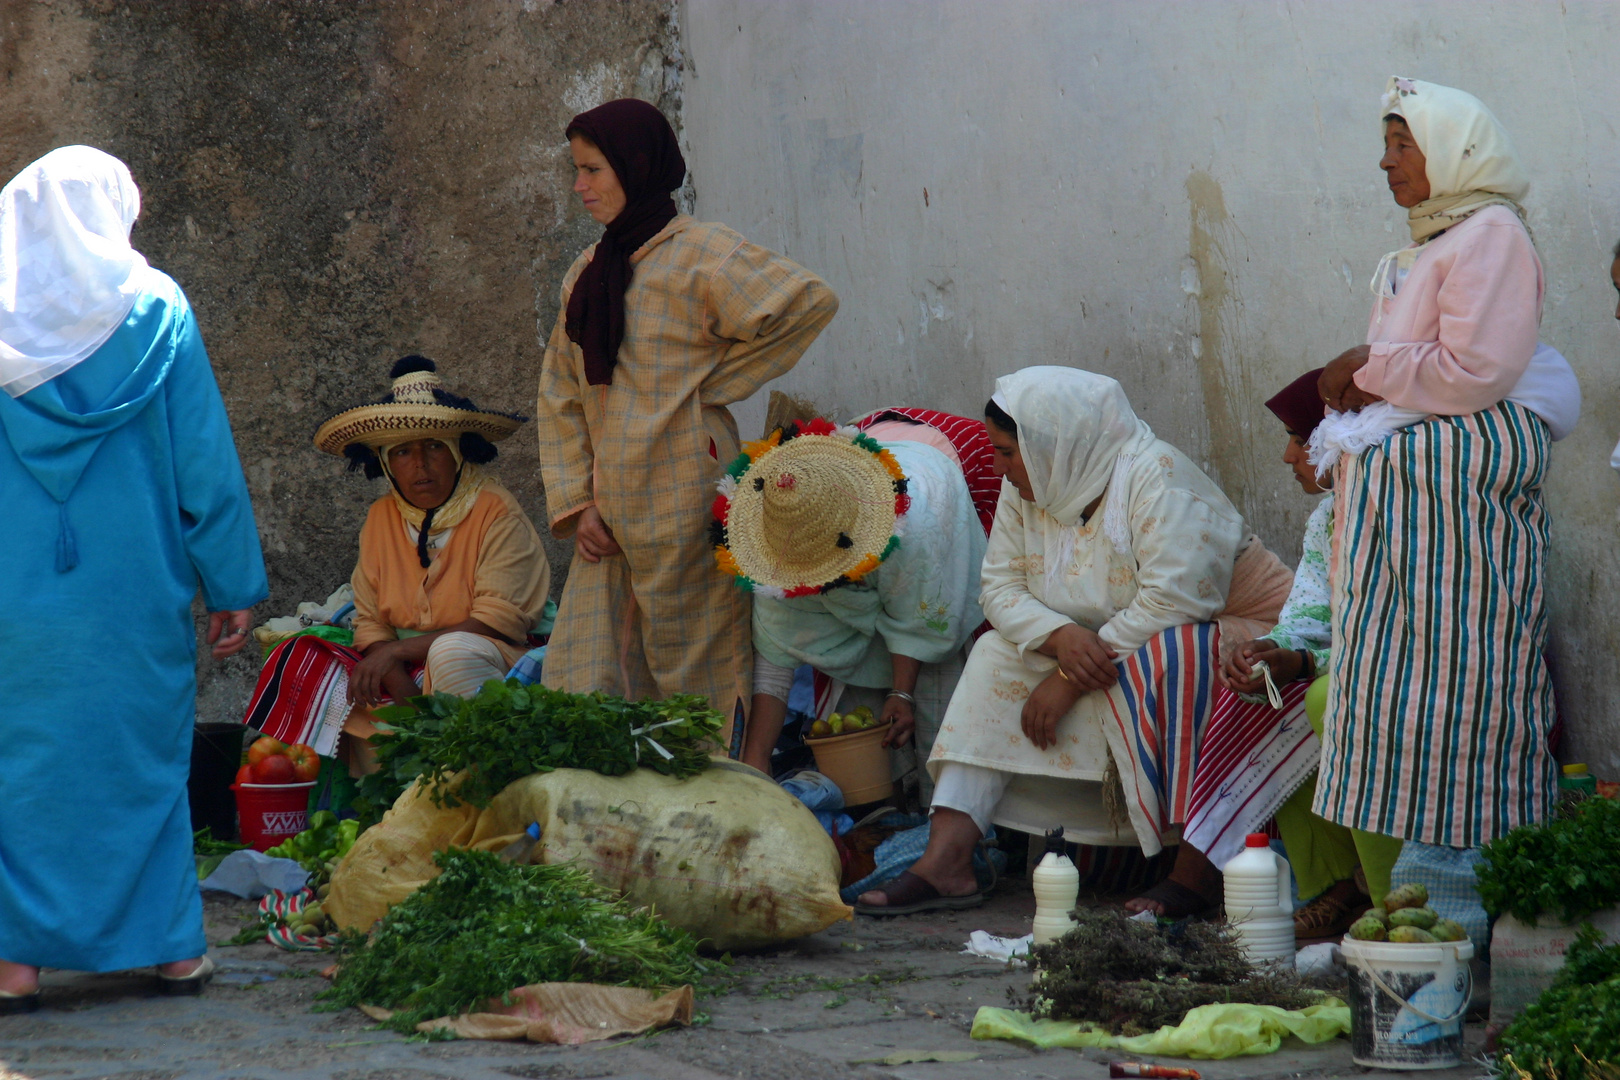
<box><xmin>1015</xmin><ymin>909</ymin><xmax>1317</xmax><ymax>1035</ymax></box>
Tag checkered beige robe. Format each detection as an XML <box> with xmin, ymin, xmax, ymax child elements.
<box><xmin>537</xmin><ymin>217</ymin><xmax>838</xmax><ymax>735</ymax></box>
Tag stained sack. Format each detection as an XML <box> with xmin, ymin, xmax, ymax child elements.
<box><xmin>326</xmin><ymin>760</ymin><xmax>852</xmax><ymax>951</ymax></box>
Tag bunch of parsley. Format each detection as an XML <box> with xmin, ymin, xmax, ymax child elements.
<box><xmin>1477</xmin><ymin>797</ymin><xmax>1620</xmax><ymax>925</ymax></box>
<box><xmin>318</xmin><ymin>848</ymin><xmax>719</xmax><ymax>1034</ymax></box>
<box><xmin>355</xmin><ymin>681</ymin><xmax>723</xmax><ymax>820</ymax></box>
<box><xmin>1497</xmin><ymin>925</ymin><xmax>1620</xmax><ymax>1080</ymax></box>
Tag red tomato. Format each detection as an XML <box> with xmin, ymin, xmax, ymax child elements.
<box><xmin>286</xmin><ymin>743</ymin><xmax>321</xmax><ymax>783</ymax></box>
<box><xmin>251</xmin><ymin>754</ymin><xmax>297</xmax><ymax>784</ymax></box>
<box><xmin>234</xmin><ymin>764</ymin><xmax>254</xmax><ymax>786</ymax></box>
<box><xmin>247</xmin><ymin>736</ymin><xmax>287</xmax><ymax>767</ymax></box>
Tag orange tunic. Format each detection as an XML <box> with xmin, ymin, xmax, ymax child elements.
<box><xmin>345</xmin><ymin>482</ymin><xmax>550</xmax><ymax>733</ymax></box>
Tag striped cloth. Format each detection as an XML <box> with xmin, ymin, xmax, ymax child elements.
<box><xmin>1182</xmin><ymin>680</ymin><xmax>1316</xmax><ymax>870</ymax></box>
<box><xmin>1316</xmin><ymin>401</ymin><xmax>1557</xmax><ymax>847</ymax></box>
<box><xmin>1101</xmin><ymin>622</ymin><xmax>1222</xmax><ymax>847</ymax></box>
<box><xmin>854</xmin><ymin>407</ymin><xmax>1001</xmax><ymax>533</ymax></box>
<box><xmin>243</xmin><ymin>635</ymin><xmax>365</xmax><ymax>756</ymax></box>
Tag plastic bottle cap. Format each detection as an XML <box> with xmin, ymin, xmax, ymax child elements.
<box><xmin>1044</xmin><ymin>826</ymin><xmax>1067</xmax><ymax>855</ymax></box>
<box><xmin>525</xmin><ymin>822</ymin><xmax>541</xmax><ymax>839</ymax></box>
<box><xmin>1563</xmin><ymin>763</ymin><xmax>1590</xmax><ymax>777</ymax></box>
<box><xmin>1244</xmin><ymin>833</ymin><xmax>1270</xmax><ymax>848</ymax></box>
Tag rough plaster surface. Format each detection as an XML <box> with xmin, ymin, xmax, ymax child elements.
<box><xmin>0</xmin><ymin>0</ymin><xmax>677</xmax><ymax>722</ymax></box>
<box><xmin>684</xmin><ymin>0</ymin><xmax>1620</xmax><ymax>774</ymax></box>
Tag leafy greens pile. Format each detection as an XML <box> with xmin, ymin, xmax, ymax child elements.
<box><xmin>357</xmin><ymin>680</ymin><xmax>724</xmax><ymax>819</ymax></box>
<box><xmin>1017</xmin><ymin>909</ymin><xmax>1318</xmax><ymax>1035</ymax></box>
<box><xmin>318</xmin><ymin>848</ymin><xmax>719</xmax><ymax>1034</ymax></box>
<box><xmin>1478</xmin><ymin>796</ymin><xmax>1620</xmax><ymax>925</ymax></box>
<box><xmin>1497</xmin><ymin>925</ymin><xmax>1620</xmax><ymax>1080</ymax></box>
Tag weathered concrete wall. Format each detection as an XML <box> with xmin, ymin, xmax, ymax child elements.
<box><xmin>0</xmin><ymin>0</ymin><xmax>677</xmax><ymax>721</ymax></box>
<box><xmin>683</xmin><ymin>1</ymin><xmax>1620</xmax><ymax>773</ymax></box>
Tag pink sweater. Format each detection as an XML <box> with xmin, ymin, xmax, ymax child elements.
<box><xmin>1355</xmin><ymin>204</ymin><xmax>1543</xmax><ymax>414</ymax></box>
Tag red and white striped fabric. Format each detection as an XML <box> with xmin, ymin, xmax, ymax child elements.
<box><xmin>854</xmin><ymin>407</ymin><xmax>1000</xmax><ymax>535</ymax></box>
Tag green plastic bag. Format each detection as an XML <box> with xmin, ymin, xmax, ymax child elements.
<box><xmin>971</xmin><ymin>999</ymin><xmax>1351</xmax><ymax>1059</ymax></box>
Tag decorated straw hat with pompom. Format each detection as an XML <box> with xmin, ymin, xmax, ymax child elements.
<box><xmin>712</xmin><ymin>418</ymin><xmax>909</xmax><ymax>598</ymax></box>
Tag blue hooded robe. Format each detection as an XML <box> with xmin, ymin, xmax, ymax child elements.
<box><xmin>0</xmin><ymin>270</ymin><xmax>267</xmax><ymax>970</ymax></box>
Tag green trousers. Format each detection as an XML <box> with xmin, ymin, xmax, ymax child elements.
<box><xmin>1271</xmin><ymin>674</ymin><xmax>1404</xmax><ymax>902</ymax></box>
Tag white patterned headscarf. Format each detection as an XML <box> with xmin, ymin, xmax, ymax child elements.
<box><xmin>0</xmin><ymin>146</ymin><xmax>155</xmax><ymax>398</ymax></box>
<box><xmin>994</xmin><ymin>368</ymin><xmax>1155</xmax><ymax>588</ymax></box>
<box><xmin>1372</xmin><ymin>77</ymin><xmax>1530</xmax><ymax>297</ymax></box>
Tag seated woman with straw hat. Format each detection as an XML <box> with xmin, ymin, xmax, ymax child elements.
<box><xmin>245</xmin><ymin>357</ymin><xmax>551</xmax><ymax>774</ymax></box>
<box><xmin>857</xmin><ymin>367</ymin><xmax>1292</xmax><ymax>915</ymax></box>
<box><xmin>717</xmin><ymin>416</ymin><xmax>989</xmax><ymax>800</ymax></box>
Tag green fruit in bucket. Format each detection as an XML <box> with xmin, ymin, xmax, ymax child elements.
<box><xmin>1431</xmin><ymin>919</ymin><xmax>1468</xmax><ymax>942</ymax></box>
<box><xmin>1389</xmin><ymin>906</ymin><xmax>1438</xmax><ymax>930</ymax></box>
<box><xmin>1388</xmin><ymin>925</ymin><xmax>1438</xmax><ymax>944</ymax></box>
<box><xmin>1365</xmin><ymin>905</ymin><xmax>1390</xmax><ymax>926</ymax></box>
<box><xmin>809</xmin><ymin>720</ymin><xmax>832</xmax><ymax>739</ymax></box>
<box><xmin>828</xmin><ymin>716</ymin><xmax>845</xmax><ymax>735</ymax></box>
<box><xmin>1382</xmin><ymin>883</ymin><xmax>1429</xmax><ymax>911</ymax></box>
<box><xmin>1348</xmin><ymin>917</ymin><xmax>1388</xmax><ymax>941</ymax></box>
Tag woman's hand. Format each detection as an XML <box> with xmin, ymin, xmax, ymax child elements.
<box><xmin>1220</xmin><ymin>639</ymin><xmax>1305</xmax><ymax>693</ymax></box>
<box><xmin>1048</xmin><ymin>623</ymin><xmax>1119</xmax><ymax>692</ymax></box>
<box><xmin>1318</xmin><ymin>345</ymin><xmax>1383</xmax><ymax>412</ymax></box>
<box><xmin>574</xmin><ymin>505</ymin><xmax>623</xmax><ymax>563</ymax></box>
<box><xmin>349</xmin><ymin>641</ymin><xmax>408</xmax><ymax>708</ymax></box>
<box><xmin>1021</xmin><ymin>670</ymin><xmax>1083</xmax><ymax>751</ymax></box>
<box><xmin>207</xmin><ymin>609</ymin><xmax>254</xmax><ymax>659</ymax></box>
<box><xmin>879</xmin><ymin>695</ymin><xmax>915</xmax><ymax>748</ymax></box>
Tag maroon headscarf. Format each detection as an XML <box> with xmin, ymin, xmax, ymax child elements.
<box><xmin>1265</xmin><ymin>367</ymin><xmax>1328</xmax><ymax>440</ymax></box>
<box><xmin>563</xmin><ymin>99</ymin><xmax>687</xmax><ymax>386</ymax></box>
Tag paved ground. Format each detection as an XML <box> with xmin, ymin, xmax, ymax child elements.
<box><xmin>0</xmin><ymin>889</ymin><xmax>1492</xmax><ymax>1080</ymax></box>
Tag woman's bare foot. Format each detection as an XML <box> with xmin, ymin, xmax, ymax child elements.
<box><xmin>857</xmin><ymin>807</ymin><xmax>981</xmax><ymax>906</ymax></box>
<box><xmin>1124</xmin><ymin>842</ymin><xmax>1222</xmax><ymax>917</ymax></box>
<box><xmin>157</xmin><ymin>957</ymin><xmax>206</xmax><ymax>979</ymax></box>
<box><xmin>0</xmin><ymin>959</ymin><xmax>40</xmax><ymax>996</ymax></box>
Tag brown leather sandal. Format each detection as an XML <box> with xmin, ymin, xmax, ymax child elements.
<box><xmin>853</xmin><ymin>871</ymin><xmax>985</xmax><ymax>916</ymax></box>
<box><xmin>1294</xmin><ymin>888</ymin><xmax>1372</xmax><ymax>940</ymax></box>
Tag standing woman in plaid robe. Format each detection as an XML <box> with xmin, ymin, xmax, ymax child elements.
<box><xmin>537</xmin><ymin>99</ymin><xmax>838</xmax><ymax>737</ymax></box>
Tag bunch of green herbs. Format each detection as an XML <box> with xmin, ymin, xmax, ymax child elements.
<box><xmin>356</xmin><ymin>680</ymin><xmax>723</xmax><ymax>819</ymax></box>
<box><xmin>1016</xmin><ymin>908</ymin><xmax>1318</xmax><ymax>1035</ymax></box>
<box><xmin>193</xmin><ymin>827</ymin><xmax>251</xmax><ymax>881</ymax></box>
<box><xmin>317</xmin><ymin>848</ymin><xmax>720</xmax><ymax>1034</ymax></box>
<box><xmin>1497</xmin><ymin>925</ymin><xmax>1620</xmax><ymax>1080</ymax></box>
<box><xmin>1478</xmin><ymin>796</ymin><xmax>1620</xmax><ymax>925</ymax></box>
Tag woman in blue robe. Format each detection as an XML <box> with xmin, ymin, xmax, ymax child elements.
<box><xmin>0</xmin><ymin>147</ymin><xmax>267</xmax><ymax>1007</ymax></box>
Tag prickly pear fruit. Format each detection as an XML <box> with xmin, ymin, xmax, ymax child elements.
<box><xmin>1389</xmin><ymin>905</ymin><xmax>1439</xmax><ymax>930</ymax></box>
<box><xmin>1348</xmin><ymin>917</ymin><xmax>1389</xmax><ymax>941</ymax></box>
<box><xmin>1382</xmin><ymin>883</ymin><xmax>1429</xmax><ymax>912</ymax></box>
<box><xmin>1388</xmin><ymin>925</ymin><xmax>1438</xmax><ymax>944</ymax></box>
<box><xmin>1365</xmin><ymin>905</ymin><xmax>1390</xmax><ymax>926</ymax></box>
<box><xmin>1430</xmin><ymin>919</ymin><xmax>1468</xmax><ymax>942</ymax></box>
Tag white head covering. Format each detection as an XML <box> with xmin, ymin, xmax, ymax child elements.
<box><xmin>0</xmin><ymin>146</ymin><xmax>154</xmax><ymax>398</ymax></box>
<box><xmin>1371</xmin><ymin>77</ymin><xmax>1530</xmax><ymax>300</ymax></box>
<box><xmin>993</xmin><ymin>365</ymin><xmax>1154</xmax><ymax>525</ymax></box>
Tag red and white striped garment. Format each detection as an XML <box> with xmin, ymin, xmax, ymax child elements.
<box><xmin>855</xmin><ymin>407</ymin><xmax>1000</xmax><ymax>535</ymax></box>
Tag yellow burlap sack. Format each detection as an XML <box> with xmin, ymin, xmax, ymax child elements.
<box><xmin>326</xmin><ymin>760</ymin><xmax>852</xmax><ymax>951</ymax></box>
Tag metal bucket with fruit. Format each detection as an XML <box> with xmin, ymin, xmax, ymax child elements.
<box><xmin>805</xmin><ymin>705</ymin><xmax>893</xmax><ymax>806</ymax></box>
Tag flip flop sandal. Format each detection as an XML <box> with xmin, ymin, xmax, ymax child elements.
<box><xmin>853</xmin><ymin>870</ymin><xmax>985</xmax><ymax>916</ymax></box>
<box><xmin>1126</xmin><ymin>878</ymin><xmax>1218</xmax><ymax>920</ymax></box>
<box><xmin>0</xmin><ymin>989</ymin><xmax>39</xmax><ymax>1014</ymax></box>
<box><xmin>157</xmin><ymin>955</ymin><xmax>215</xmax><ymax>997</ymax></box>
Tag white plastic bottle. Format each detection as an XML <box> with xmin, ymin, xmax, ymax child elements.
<box><xmin>1031</xmin><ymin>827</ymin><xmax>1080</xmax><ymax>945</ymax></box>
<box><xmin>1222</xmin><ymin>833</ymin><xmax>1294</xmax><ymax>964</ymax></box>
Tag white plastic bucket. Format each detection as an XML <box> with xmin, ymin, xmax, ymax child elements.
<box><xmin>1341</xmin><ymin>936</ymin><xmax>1475</xmax><ymax>1069</ymax></box>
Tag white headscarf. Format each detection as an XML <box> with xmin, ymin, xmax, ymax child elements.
<box><xmin>0</xmin><ymin>146</ymin><xmax>155</xmax><ymax>398</ymax></box>
<box><xmin>1373</xmin><ymin>77</ymin><xmax>1530</xmax><ymax>297</ymax></box>
<box><xmin>994</xmin><ymin>367</ymin><xmax>1156</xmax><ymax>589</ymax></box>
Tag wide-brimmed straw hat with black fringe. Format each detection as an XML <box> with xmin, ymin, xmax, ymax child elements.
<box><xmin>712</xmin><ymin>418</ymin><xmax>909</xmax><ymax>599</ymax></box>
<box><xmin>313</xmin><ymin>356</ymin><xmax>527</xmax><ymax>464</ymax></box>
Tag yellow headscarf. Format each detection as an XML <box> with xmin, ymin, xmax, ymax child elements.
<box><xmin>1372</xmin><ymin>77</ymin><xmax>1530</xmax><ymax>296</ymax></box>
<box><xmin>375</xmin><ymin>437</ymin><xmax>489</xmax><ymax>565</ymax></box>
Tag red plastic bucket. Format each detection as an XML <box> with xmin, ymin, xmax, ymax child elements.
<box><xmin>232</xmin><ymin>782</ymin><xmax>317</xmax><ymax>851</ymax></box>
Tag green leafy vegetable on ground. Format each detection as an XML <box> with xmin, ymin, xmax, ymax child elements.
<box><xmin>1478</xmin><ymin>796</ymin><xmax>1620</xmax><ymax>925</ymax></box>
<box><xmin>1497</xmin><ymin>925</ymin><xmax>1620</xmax><ymax>1080</ymax></box>
<box><xmin>265</xmin><ymin>810</ymin><xmax>359</xmax><ymax>880</ymax></box>
<box><xmin>1016</xmin><ymin>909</ymin><xmax>1319</xmax><ymax>1036</ymax></box>
<box><xmin>194</xmin><ymin>827</ymin><xmax>249</xmax><ymax>857</ymax></box>
<box><xmin>356</xmin><ymin>680</ymin><xmax>724</xmax><ymax>818</ymax></box>
<box><xmin>317</xmin><ymin>848</ymin><xmax>721</xmax><ymax>1034</ymax></box>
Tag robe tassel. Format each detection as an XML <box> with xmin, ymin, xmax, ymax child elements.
<box><xmin>55</xmin><ymin>502</ymin><xmax>79</xmax><ymax>573</ymax></box>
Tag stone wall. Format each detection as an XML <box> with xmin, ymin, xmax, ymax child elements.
<box><xmin>0</xmin><ymin>0</ymin><xmax>678</xmax><ymax>721</ymax></box>
<box><xmin>683</xmin><ymin>0</ymin><xmax>1620</xmax><ymax>774</ymax></box>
